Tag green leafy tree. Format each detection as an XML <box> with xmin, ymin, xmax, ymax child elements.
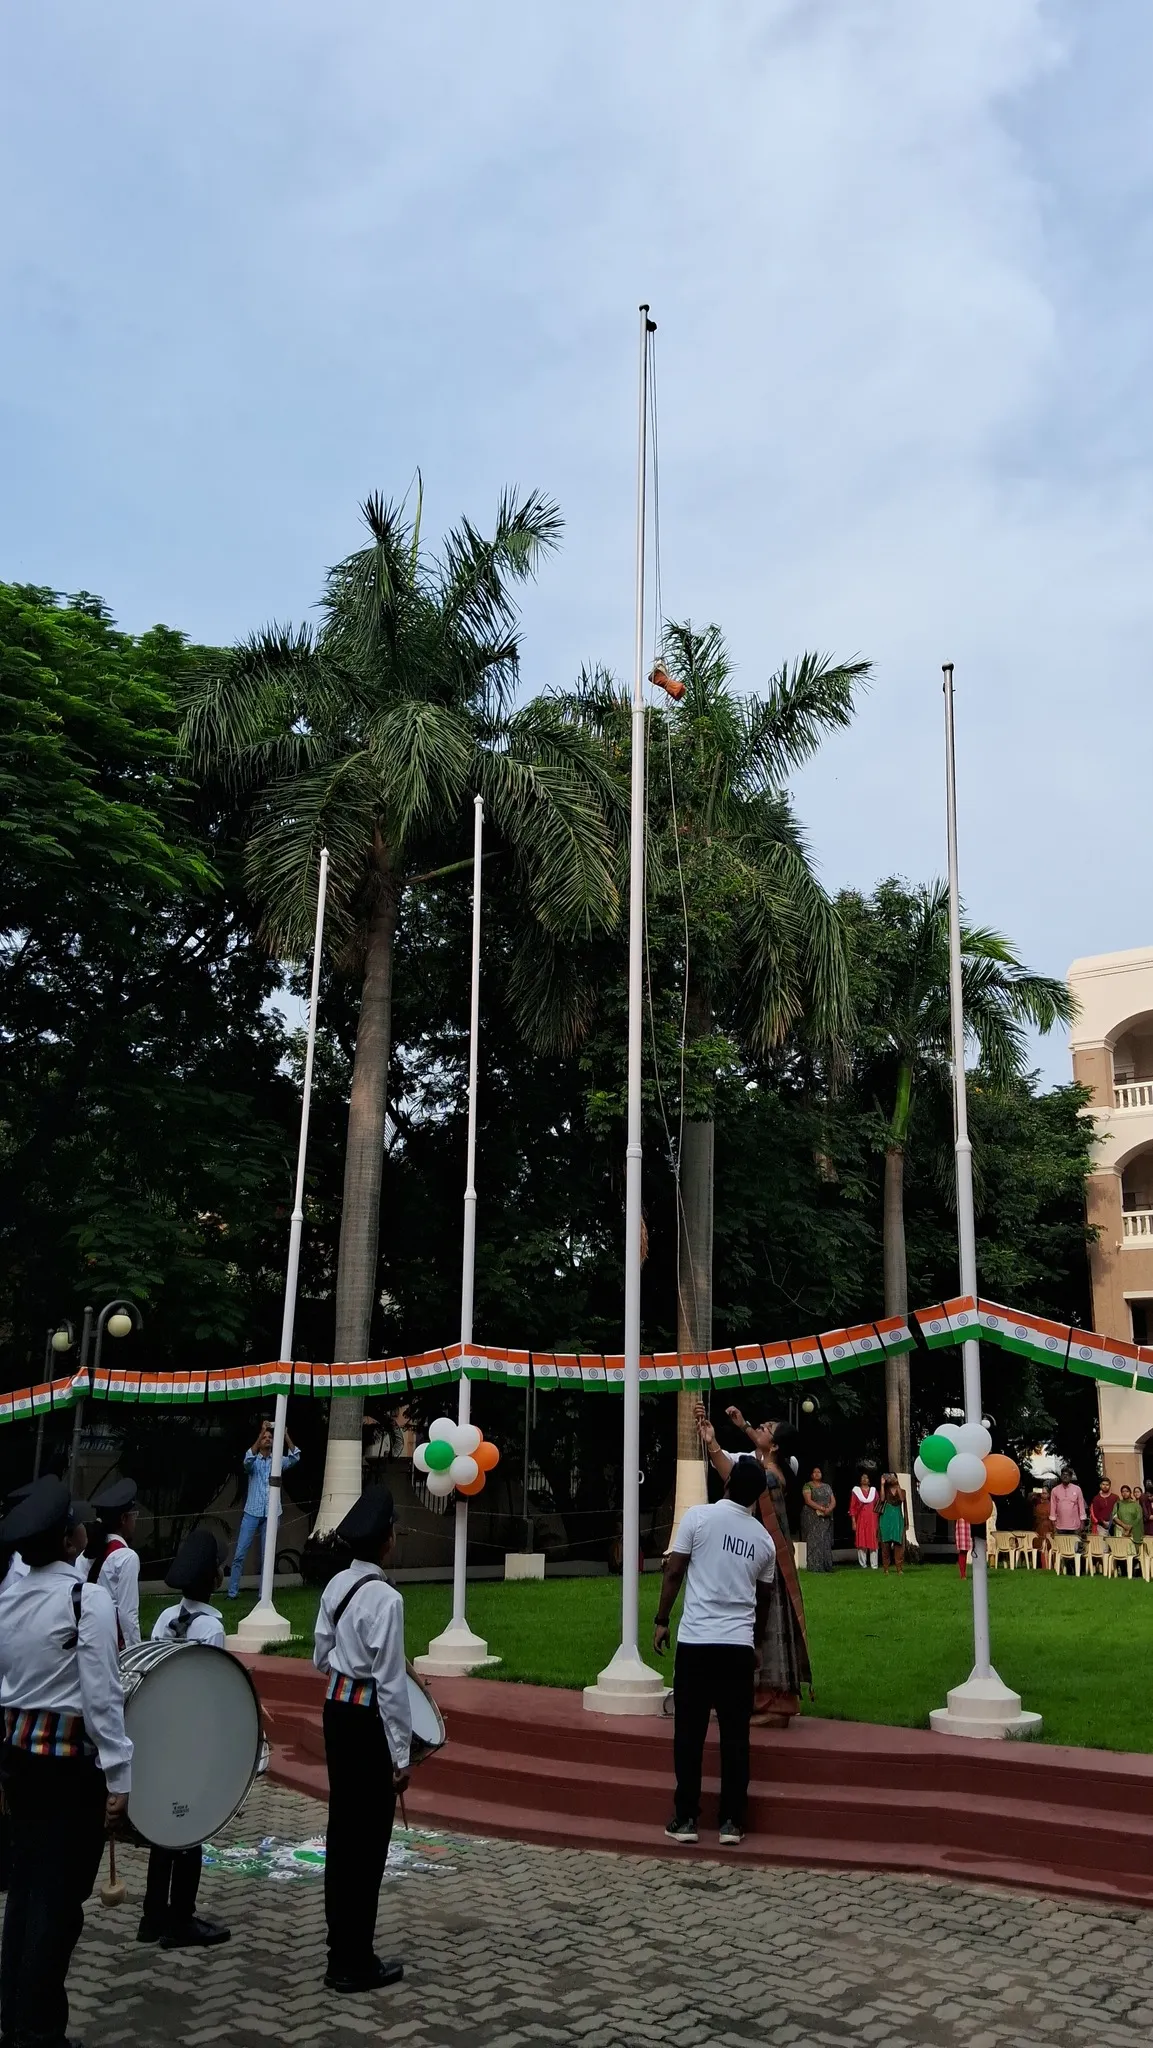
<box><xmin>839</xmin><ymin>879</ymin><xmax>1076</xmax><ymax>1474</ymax></box>
<box><xmin>183</xmin><ymin>489</ymin><xmax>620</xmax><ymax>1526</ymax></box>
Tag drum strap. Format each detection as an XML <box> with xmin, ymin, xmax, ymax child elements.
<box><xmin>168</xmin><ymin>1605</ymin><xmax>195</xmax><ymax>1642</ymax></box>
<box><xmin>331</xmin><ymin>1573</ymin><xmax>379</xmax><ymax>1627</ymax></box>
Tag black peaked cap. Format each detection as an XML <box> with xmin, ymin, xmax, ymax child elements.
<box><xmin>92</xmin><ymin>1478</ymin><xmax>137</xmax><ymax>1516</ymax></box>
<box><xmin>0</xmin><ymin>1476</ymin><xmax>70</xmax><ymax>1548</ymax></box>
<box><xmin>166</xmin><ymin>1528</ymin><xmax>222</xmax><ymax>1592</ymax></box>
<box><xmin>336</xmin><ymin>1487</ymin><xmax>396</xmax><ymax>1549</ymax></box>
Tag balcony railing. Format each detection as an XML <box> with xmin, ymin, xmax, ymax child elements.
<box><xmin>1114</xmin><ymin>1082</ymin><xmax>1153</xmax><ymax>1109</ymax></box>
<box><xmin>1122</xmin><ymin>1209</ymin><xmax>1153</xmax><ymax>1242</ymax></box>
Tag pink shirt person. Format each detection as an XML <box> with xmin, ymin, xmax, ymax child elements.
<box><xmin>1050</xmin><ymin>1477</ymin><xmax>1087</xmax><ymax>1533</ymax></box>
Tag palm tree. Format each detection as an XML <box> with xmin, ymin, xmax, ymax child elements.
<box><xmin>841</xmin><ymin>878</ymin><xmax>1076</xmax><ymax>1474</ymax></box>
<box><xmin>183</xmin><ymin>487</ymin><xmax>619</xmax><ymax>1528</ymax></box>
<box><xmin>559</xmin><ymin>623</ymin><xmax>870</xmax><ymax>1526</ymax></box>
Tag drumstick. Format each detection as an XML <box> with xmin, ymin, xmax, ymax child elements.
<box><xmin>100</xmin><ymin>1839</ymin><xmax>126</xmax><ymax>1909</ymax></box>
<box><xmin>398</xmin><ymin>1790</ymin><xmax>409</xmax><ymax>1830</ymax></box>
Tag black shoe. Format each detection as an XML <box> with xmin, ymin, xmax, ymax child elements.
<box><xmin>324</xmin><ymin>1957</ymin><xmax>404</xmax><ymax>1992</ymax></box>
<box><xmin>718</xmin><ymin>1819</ymin><xmax>745</xmax><ymax>1846</ymax></box>
<box><xmin>161</xmin><ymin>1915</ymin><xmax>231</xmax><ymax>1949</ymax></box>
<box><xmin>664</xmin><ymin>1816</ymin><xmax>698</xmax><ymax>1844</ymax></box>
<box><xmin>137</xmin><ymin>1914</ymin><xmax>168</xmax><ymax>1944</ymax></box>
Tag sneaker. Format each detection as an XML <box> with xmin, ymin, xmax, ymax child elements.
<box><xmin>324</xmin><ymin>1957</ymin><xmax>404</xmax><ymax>1993</ymax></box>
<box><xmin>664</xmin><ymin>1816</ymin><xmax>698</xmax><ymax>1844</ymax></box>
<box><xmin>718</xmin><ymin>1819</ymin><xmax>745</xmax><ymax>1846</ymax></box>
<box><xmin>161</xmin><ymin>1916</ymin><xmax>231</xmax><ymax>1949</ymax></box>
<box><xmin>136</xmin><ymin>1916</ymin><xmax>167</xmax><ymax>1944</ymax></box>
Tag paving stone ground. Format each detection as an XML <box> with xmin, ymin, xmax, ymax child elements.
<box><xmin>64</xmin><ymin>1779</ymin><xmax>1153</xmax><ymax>2048</ymax></box>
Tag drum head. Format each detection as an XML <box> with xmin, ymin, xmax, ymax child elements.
<box><xmin>125</xmin><ymin>1646</ymin><xmax>262</xmax><ymax>1850</ymax></box>
<box><xmin>405</xmin><ymin>1671</ymin><xmax>445</xmax><ymax>1756</ymax></box>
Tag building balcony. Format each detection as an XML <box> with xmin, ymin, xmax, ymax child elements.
<box><xmin>1122</xmin><ymin>1209</ymin><xmax>1153</xmax><ymax>1243</ymax></box>
<box><xmin>1115</xmin><ymin>1082</ymin><xmax>1153</xmax><ymax>1110</ymax></box>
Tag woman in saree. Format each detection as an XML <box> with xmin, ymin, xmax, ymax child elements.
<box><xmin>693</xmin><ymin>1403</ymin><xmax>812</xmax><ymax>1729</ymax></box>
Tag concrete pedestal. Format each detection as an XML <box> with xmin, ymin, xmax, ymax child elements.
<box><xmin>929</xmin><ymin>1671</ymin><xmax>1043</xmax><ymax>1741</ymax></box>
<box><xmin>231</xmin><ymin>1600</ymin><xmax>294</xmax><ymax>1652</ymax></box>
<box><xmin>504</xmin><ymin>1552</ymin><xmax>545</xmax><ymax>1581</ymax></box>
<box><xmin>583</xmin><ymin>1646</ymin><xmax>668</xmax><ymax>1717</ymax></box>
<box><xmin>413</xmin><ymin>1620</ymin><xmax>501</xmax><ymax>1679</ymax></box>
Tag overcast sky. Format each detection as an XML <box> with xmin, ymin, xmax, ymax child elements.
<box><xmin>3</xmin><ymin>0</ymin><xmax>1150</xmax><ymax>1085</ymax></box>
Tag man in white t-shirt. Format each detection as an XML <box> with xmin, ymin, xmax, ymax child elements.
<box><xmin>653</xmin><ymin>1456</ymin><xmax>775</xmax><ymax>1848</ymax></box>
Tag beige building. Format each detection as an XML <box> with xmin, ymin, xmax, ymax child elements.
<box><xmin>1069</xmin><ymin>947</ymin><xmax>1153</xmax><ymax>1489</ymax></box>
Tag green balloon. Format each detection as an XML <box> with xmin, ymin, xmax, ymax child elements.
<box><xmin>919</xmin><ymin>1433</ymin><xmax>954</xmax><ymax>1474</ymax></box>
<box><xmin>424</xmin><ymin>1438</ymin><xmax>454</xmax><ymax>1472</ymax></box>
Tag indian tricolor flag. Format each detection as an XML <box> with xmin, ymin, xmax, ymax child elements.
<box><xmin>604</xmin><ymin>1354</ymin><xmax>626</xmax><ymax>1391</ymax></box>
<box><xmin>135</xmin><ymin>1372</ymin><xmax>159</xmax><ymax>1405</ymax></box>
<box><xmin>91</xmin><ymin>1365</ymin><xmax>112</xmax><ymax>1401</ymax></box>
<box><xmin>30</xmin><ymin>1383</ymin><xmax>53</xmax><ymax>1415</ymax></box>
<box><xmin>817</xmin><ymin>1328</ymin><xmax>857</xmax><ymax>1376</ymax></box>
<box><xmin>310</xmin><ymin>1364</ymin><xmax>333</xmax><ymax>1398</ymax></box>
<box><xmin>554</xmin><ymin>1355</ymin><xmax>583</xmax><ymax>1390</ymax></box>
<box><xmin>530</xmin><ymin>1353</ymin><xmax>559</xmax><ymax>1392</ymax></box>
<box><xmin>653</xmin><ymin>1353</ymin><xmax>683</xmax><ymax>1391</ymax></box>
<box><xmin>1135</xmin><ymin>1347</ymin><xmax>1153</xmax><ymax>1396</ymax></box>
<box><xmin>678</xmin><ymin>1352</ymin><xmax>709</xmax><ymax>1391</ymax></box>
<box><xmin>848</xmin><ymin>1323</ymin><xmax>887</xmax><ymax>1368</ymax></box>
<box><xmin>505</xmin><ymin>1349</ymin><xmax>532</xmax><ymax>1389</ymax></box>
<box><xmin>207</xmin><ymin>1369</ymin><xmax>230</xmax><ymax>1403</ymax></box>
<box><xmin>761</xmin><ymin>1341</ymin><xmax>795</xmax><ymax>1386</ymax></box>
<box><xmin>262</xmin><ymin>1362</ymin><xmax>292</xmax><ymax>1398</ymax></box>
<box><xmin>49</xmin><ymin>1375</ymin><xmax>75</xmax><ymax>1410</ymax></box>
<box><xmin>579</xmin><ymin>1354</ymin><xmax>608</xmax><ymax>1392</ymax></box>
<box><xmin>734</xmin><ymin>1344</ymin><xmax>768</xmax><ymax>1387</ymax></box>
<box><xmin>10</xmin><ymin>1390</ymin><xmax>31</xmax><ymax>1424</ymax></box>
<box><xmin>382</xmin><ymin>1356</ymin><xmax>409</xmax><ymax>1397</ymax></box>
<box><xmin>638</xmin><ymin>1356</ymin><xmax>661</xmax><ymax>1396</ymax></box>
<box><xmin>981</xmin><ymin>1302</ymin><xmax>1070</xmax><ymax>1369</ymax></box>
<box><xmin>457</xmin><ymin>1343</ymin><xmax>490</xmax><ymax>1383</ymax></box>
<box><xmin>1068</xmin><ymin>1329</ymin><xmax>1137</xmax><ymax>1388</ymax></box>
<box><xmin>914</xmin><ymin>1296</ymin><xmax>978</xmax><ymax>1349</ymax></box>
<box><xmin>789</xmin><ymin>1336</ymin><xmax>824</xmax><ymax>1382</ymax></box>
<box><xmin>707</xmin><ymin>1347</ymin><xmax>742</xmax><ymax>1390</ymax></box>
<box><xmin>406</xmin><ymin>1348</ymin><xmax>449</xmax><ymax>1389</ymax></box>
<box><xmin>875</xmin><ymin>1315</ymin><xmax>915</xmax><ymax>1356</ymax></box>
<box><xmin>290</xmin><ymin>1363</ymin><xmax>312</xmax><ymax>1396</ymax></box>
<box><xmin>0</xmin><ymin>1394</ymin><xmax>14</xmax><ymax>1427</ymax></box>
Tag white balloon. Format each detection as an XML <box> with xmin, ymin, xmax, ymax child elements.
<box><xmin>918</xmin><ymin>1471</ymin><xmax>958</xmax><ymax>1511</ymax></box>
<box><xmin>450</xmin><ymin>1454</ymin><xmax>480</xmax><ymax>1488</ymax></box>
<box><xmin>937</xmin><ymin>1423</ymin><xmax>964</xmax><ymax>1447</ymax></box>
<box><xmin>913</xmin><ymin>1456</ymin><xmax>928</xmax><ymax>1482</ymax></box>
<box><xmin>951</xmin><ymin>1422</ymin><xmax>992</xmax><ymax>1460</ymax></box>
<box><xmin>429</xmin><ymin>1417</ymin><xmax>456</xmax><ymax>1443</ymax></box>
<box><xmin>450</xmin><ymin>1423</ymin><xmax>482</xmax><ymax>1458</ymax></box>
<box><xmin>413</xmin><ymin>1443</ymin><xmax>431</xmax><ymax>1474</ymax></box>
<box><xmin>946</xmin><ymin>1451</ymin><xmax>988</xmax><ymax>1495</ymax></box>
<box><xmin>424</xmin><ymin>1470</ymin><xmax>456</xmax><ymax>1496</ymax></box>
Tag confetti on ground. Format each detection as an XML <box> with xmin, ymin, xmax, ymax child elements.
<box><xmin>202</xmin><ymin>1825</ymin><xmax>467</xmax><ymax>1882</ymax></box>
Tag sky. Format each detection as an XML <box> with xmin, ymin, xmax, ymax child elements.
<box><xmin>3</xmin><ymin>0</ymin><xmax>1152</xmax><ymax>1085</ymax></box>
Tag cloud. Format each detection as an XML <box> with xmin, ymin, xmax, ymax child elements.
<box><xmin>2</xmin><ymin>0</ymin><xmax>1151</xmax><ymax>1083</ymax></box>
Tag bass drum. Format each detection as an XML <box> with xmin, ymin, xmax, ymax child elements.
<box><xmin>120</xmin><ymin>1641</ymin><xmax>264</xmax><ymax>1851</ymax></box>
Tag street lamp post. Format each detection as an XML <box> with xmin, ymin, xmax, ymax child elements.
<box><xmin>67</xmin><ymin>1299</ymin><xmax>142</xmax><ymax>1491</ymax></box>
<box><xmin>35</xmin><ymin>1322</ymin><xmax>75</xmax><ymax>1479</ymax></box>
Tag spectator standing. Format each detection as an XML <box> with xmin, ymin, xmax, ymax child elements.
<box><xmin>878</xmin><ymin>1475</ymin><xmax>907</xmax><ymax>1576</ymax></box>
<box><xmin>1049</xmin><ymin>1468</ymin><xmax>1087</xmax><ymax>1539</ymax></box>
<box><xmin>954</xmin><ymin>1517</ymin><xmax>972</xmax><ymax>1579</ymax></box>
<box><xmin>800</xmin><ymin>1468</ymin><xmax>835</xmax><ymax>1573</ymax></box>
<box><xmin>849</xmin><ymin>1473</ymin><xmax>880</xmax><ymax>1569</ymax></box>
<box><xmin>1139</xmin><ymin>1480</ymin><xmax>1153</xmax><ymax>1538</ymax></box>
<box><xmin>1088</xmin><ymin>1478</ymin><xmax>1119</xmax><ymax>1536</ymax></box>
<box><xmin>1114</xmin><ymin>1485</ymin><xmax>1144</xmax><ymax>1543</ymax></box>
<box><xmin>227</xmin><ymin>1421</ymin><xmax>300</xmax><ymax>1599</ymax></box>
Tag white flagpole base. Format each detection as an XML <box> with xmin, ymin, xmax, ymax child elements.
<box><xmin>929</xmin><ymin>1670</ymin><xmax>1042</xmax><ymax>1741</ymax></box>
<box><xmin>583</xmin><ymin>1645</ymin><xmax>668</xmax><ymax>1717</ymax></box>
<box><xmin>668</xmin><ymin>1456</ymin><xmax>708</xmax><ymax>1553</ymax></box>
<box><xmin>231</xmin><ymin>1600</ymin><xmax>293</xmax><ymax>1652</ymax></box>
<box><xmin>413</xmin><ymin>1622</ymin><xmax>500</xmax><ymax>1678</ymax></box>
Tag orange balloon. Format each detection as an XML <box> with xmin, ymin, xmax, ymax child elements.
<box><xmin>952</xmin><ymin>1487</ymin><xmax>995</xmax><ymax>1522</ymax></box>
<box><xmin>983</xmin><ymin>1453</ymin><xmax>1020</xmax><ymax>1496</ymax></box>
<box><xmin>937</xmin><ymin>1499</ymin><xmax>963</xmax><ymax>1521</ymax></box>
<box><xmin>475</xmin><ymin>1440</ymin><xmax>500</xmax><ymax>1472</ymax></box>
<box><xmin>457</xmin><ymin>1472</ymin><xmax>486</xmax><ymax>1496</ymax></box>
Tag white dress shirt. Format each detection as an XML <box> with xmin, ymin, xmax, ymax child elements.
<box><xmin>151</xmin><ymin>1599</ymin><xmax>226</xmax><ymax>1649</ymax></box>
<box><xmin>0</xmin><ymin>1562</ymin><xmax>133</xmax><ymax>1792</ymax></box>
<box><xmin>313</xmin><ymin>1563</ymin><xmax>411</xmax><ymax>1770</ymax></box>
<box><xmin>0</xmin><ymin>1553</ymin><xmax>29</xmax><ymax>1596</ymax></box>
<box><xmin>96</xmin><ymin>1539</ymin><xmax>141</xmax><ymax>1649</ymax></box>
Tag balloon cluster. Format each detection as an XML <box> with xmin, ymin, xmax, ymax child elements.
<box><xmin>914</xmin><ymin>1421</ymin><xmax>1019</xmax><ymax>1525</ymax></box>
<box><xmin>414</xmin><ymin>1418</ymin><xmax>500</xmax><ymax>1499</ymax></box>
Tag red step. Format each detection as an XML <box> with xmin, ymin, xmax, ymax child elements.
<box><xmin>238</xmin><ymin>1656</ymin><xmax>1153</xmax><ymax>1909</ymax></box>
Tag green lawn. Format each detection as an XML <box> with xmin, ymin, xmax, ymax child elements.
<box><xmin>143</xmin><ymin>1566</ymin><xmax>1153</xmax><ymax>1755</ymax></box>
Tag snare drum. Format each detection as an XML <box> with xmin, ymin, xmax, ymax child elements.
<box><xmin>119</xmin><ymin>1640</ymin><xmax>263</xmax><ymax>1850</ymax></box>
<box><xmin>405</xmin><ymin>1666</ymin><xmax>446</xmax><ymax>1765</ymax></box>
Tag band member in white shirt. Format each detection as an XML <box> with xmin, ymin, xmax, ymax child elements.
<box><xmin>653</xmin><ymin>1456</ymin><xmax>776</xmax><ymax>1848</ymax></box>
<box><xmin>86</xmin><ymin>1478</ymin><xmax>141</xmax><ymax>1649</ymax></box>
<box><xmin>137</xmin><ymin>1529</ymin><xmax>231</xmax><ymax>1952</ymax></box>
<box><xmin>0</xmin><ymin>1476</ymin><xmax>132</xmax><ymax>2047</ymax></box>
<box><xmin>313</xmin><ymin>1487</ymin><xmax>410</xmax><ymax>1995</ymax></box>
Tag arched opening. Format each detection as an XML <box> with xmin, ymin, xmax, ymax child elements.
<box><xmin>1109</xmin><ymin>1012</ymin><xmax>1153</xmax><ymax>1107</ymax></box>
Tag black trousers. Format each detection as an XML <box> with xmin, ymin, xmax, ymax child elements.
<box><xmin>0</xmin><ymin>1745</ymin><xmax>107</xmax><ymax>2048</ymax></box>
<box><xmin>323</xmin><ymin>1699</ymin><xmax>396</xmax><ymax>1976</ymax></box>
<box><xmin>143</xmin><ymin>1845</ymin><xmax>202</xmax><ymax>1927</ymax></box>
<box><xmin>673</xmin><ymin>1643</ymin><xmax>756</xmax><ymax>1826</ymax></box>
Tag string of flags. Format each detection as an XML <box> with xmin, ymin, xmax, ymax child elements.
<box><xmin>1</xmin><ymin>1297</ymin><xmax>1148</xmax><ymax>1426</ymax></box>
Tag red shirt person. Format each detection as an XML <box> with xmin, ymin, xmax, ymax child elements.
<box><xmin>1088</xmin><ymin>1478</ymin><xmax>1119</xmax><ymax>1533</ymax></box>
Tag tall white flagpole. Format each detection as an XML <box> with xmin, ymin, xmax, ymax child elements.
<box><xmin>416</xmin><ymin>796</ymin><xmax>497</xmax><ymax>1675</ymax></box>
<box><xmin>236</xmin><ymin>847</ymin><xmax>330</xmax><ymax>1649</ymax></box>
<box><xmin>584</xmin><ymin>304</ymin><xmax>665</xmax><ymax>1715</ymax></box>
<box><xmin>929</xmin><ymin>667</ymin><xmax>1040</xmax><ymax>1739</ymax></box>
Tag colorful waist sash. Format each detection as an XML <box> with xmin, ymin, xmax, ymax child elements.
<box><xmin>326</xmin><ymin>1672</ymin><xmax>376</xmax><ymax>1707</ymax></box>
<box><xmin>4</xmin><ymin>1708</ymin><xmax>97</xmax><ymax>1759</ymax></box>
